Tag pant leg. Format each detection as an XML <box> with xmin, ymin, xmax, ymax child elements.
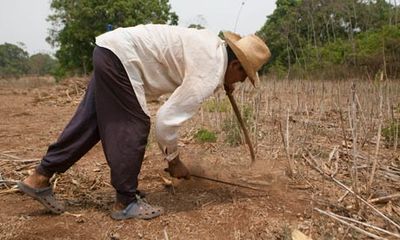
<box><xmin>37</xmin><ymin>77</ymin><xmax>100</xmax><ymax>177</ymax></box>
<box><xmin>93</xmin><ymin>46</ymin><xmax>150</xmax><ymax>206</ymax></box>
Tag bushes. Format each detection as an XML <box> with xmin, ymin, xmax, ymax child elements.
<box><xmin>382</xmin><ymin>120</ymin><xmax>399</xmax><ymax>147</ymax></box>
<box><xmin>222</xmin><ymin>104</ymin><xmax>254</xmax><ymax>147</ymax></box>
<box><xmin>194</xmin><ymin>128</ymin><xmax>217</xmax><ymax>143</ymax></box>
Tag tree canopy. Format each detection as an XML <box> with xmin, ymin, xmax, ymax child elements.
<box><xmin>28</xmin><ymin>53</ymin><xmax>58</xmax><ymax>76</ymax></box>
<box><xmin>47</xmin><ymin>0</ymin><xmax>179</xmax><ymax>75</ymax></box>
<box><xmin>0</xmin><ymin>43</ymin><xmax>58</xmax><ymax>78</ymax></box>
<box><xmin>0</xmin><ymin>43</ymin><xmax>30</xmax><ymax>78</ymax></box>
<box><xmin>258</xmin><ymin>0</ymin><xmax>400</xmax><ymax>79</ymax></box>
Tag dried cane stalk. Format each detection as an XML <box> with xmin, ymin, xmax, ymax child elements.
<box><xmin>367</xmin><ymin>81</ymin><xmax>383</xmax><ymax>195</ymax></box>
<box><xmin>278</xmin><ymin>109</ymin><xmax>294</xmax><ymax>177</ymax></box>
<box><xmin>315</xmin><ymin>208</ymin><xmax>390</xmax><ymax>240</ymax></box>
<box><xmin>303</xmin><ymin>153</ymin><xmax>400</xmax><ymax>231</ymax></box>
<box><xmin>350</xmin><ymin>82</ymin><xmax>360</xmax><ymax>209</ymax></box>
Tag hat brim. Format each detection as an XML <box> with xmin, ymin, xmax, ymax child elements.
<box><xmin>224</xmin><ymin>34</ymin><xmax>259</xmax><ymax>86</ymax></box>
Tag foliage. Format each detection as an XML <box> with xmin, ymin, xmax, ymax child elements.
<box><xmin>354</xmin><ymin>25</ymin><xmax>400</xmax><ymax>78</ymax></box>
<box><xmin>382</xmin><ymin>120</ymin><xmax>399</xmax><ymax>147</ymax></box>
<box><xmin>222</xmin><ymin>116</ymin><xmax>242</xmax><ymax>146</ymax></box>
<box><xmin>258</xmin><ymin>0</ymin><xmax>400</xmax><ymax>79</ymax></box>
<box><xmin>204</xmin><ymin>97</ymin><xmax>230</xmax><ymax>113</ymax></box>
<box><xmin>47</xmin><ymin>0</ymin><xmax>179</xmax><ymax>76</ymax></box>
<box><xmin>187</xmin><ymin>24</ymin><xmax>205</xmax><ymax>29</ymax></box>
<box><xmin>0</xmin><ymin>42</ymin><xmax>59</xmax><ymax>78</ymax></box>
<box><xmin>0</xmin><ymin>43</ymin><xmax>30</xmax><ymax>78</ymax></box>
<box><xmin>222</xmin><ymin>104</ymin><xmax>254</xmax><ymax>146</ymax></box>
<box><xmin>194</xmin><ymin>128</ymin><xmax>217</xmax><ymax>143</ymax></box>
<box><xmin>28</xmin><ymin>53</ymin><xmax>58</xmax><ymax>76</ymax></box>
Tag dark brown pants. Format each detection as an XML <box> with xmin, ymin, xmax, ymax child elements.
<box><xmin>37</xmin><ymin>46</ymin><xmax>150</xmax><ymax>205</ymax></box>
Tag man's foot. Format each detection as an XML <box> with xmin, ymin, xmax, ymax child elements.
<box><xmin>111</xmin><ymin>198</ymin><xmax>164</xmax><ymax>220</ymax></box>
<box><xmin>23</xmin><ymin>169</ymin><xmax>51</xmax><ymax>189</ymax></box>
<box><xmin>112</xmin><ymin>191</ymin><xmax>147</xmax><ymax>211</ymax></box>
<box><xmin>18</xmin><ymin>169</ymin><xmax>65</xmax><ymax>214</ymax></box>
<box><xmin>113</xmin><ymin>201</ymin><xmax>127</xmax><ymax>211</ymax></box>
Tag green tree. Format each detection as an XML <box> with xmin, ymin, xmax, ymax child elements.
<box><xmin>0</xmin><ymin>43</ymin><xmax>30</xmax><ymax>78</ymax></box>
<box><xmin>188</xmin><ymin>24</ymin><xmax>205</xmax><ymax>29</ymax></box>
<box><xmin>257</xmin><ymin>0</ymin><xmax>399</xmax><ymax>79</ymax></box>
<box><xmin>28</xmin><ymin>53</ymin><xmax>58</xmax><ymax>76</ymax></box>
<box><xmin>47</xmin><ymin>0</ymin><xmax>179</xmax><ymax>75</ymax></box>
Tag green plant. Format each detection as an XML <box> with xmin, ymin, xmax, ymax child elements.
<box><xmin>222</xmin><ymin>116</ymin><xmax>242</xmax><ymax>146</ymax></box>
<box><xmin>382</xmin><ymin>120</ymin><xmax>399</xmax><ymax>147</ymax></box>
<box><xmin>47</xmin><ymin>0</ymin><xmax>178</xmax><ymax>74</ymax></box>
<box><xmin>194</xmin><ymin>128</ymin><xmax>217</xmax><ymax>143</ymax></box>
<box><xmin>222</xmin><ymin>104</ymin><xmax>254</xmax><ymax>146</ymax></box>
<box><xmin>203</xmin><ymin>97</ymin><xmax>230</xmax><ymax>113</ymax></box>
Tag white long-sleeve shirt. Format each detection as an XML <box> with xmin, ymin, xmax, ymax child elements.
<box><xmin>95</xmin><ymin>24</ymin><xmax>228</xmax><ymax>159</ymax></box>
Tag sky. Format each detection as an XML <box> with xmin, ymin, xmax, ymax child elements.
<box><xmin>0</xmin><ymin>0</ymin><xmax>276</xmax><ymax>55</ymax></box>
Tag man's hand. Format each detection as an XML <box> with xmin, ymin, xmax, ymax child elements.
<box><xmin>165</xmin><ymin>155</ymin><xmax>190</xmax><ymax>179</ymax></box>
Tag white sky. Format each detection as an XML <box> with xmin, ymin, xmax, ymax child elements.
<box><xmin>0</xmin><ymin>0</ymin><xmax>276</xmax><ymax>55</ymax></box>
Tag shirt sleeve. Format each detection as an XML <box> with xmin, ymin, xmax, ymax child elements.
<box><xmin>155</xmin><ymin>58</ymin><xmax>222</xmax><ymax>161</ymax></box>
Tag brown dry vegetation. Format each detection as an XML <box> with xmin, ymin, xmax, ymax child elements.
<box><xmin>0</xmin><ymin>76</ymin><xmax>399</xmax><ymax>239</ymax></box>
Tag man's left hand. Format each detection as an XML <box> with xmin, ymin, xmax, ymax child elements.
<box><xmin>165</xmin><ymin>155</ymin><xmax>190</xmax><ymax>179</ymax></box>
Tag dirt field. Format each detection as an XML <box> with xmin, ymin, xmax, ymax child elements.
<box><xmin>0</xmin><ymin>77</ymin><xmax>399</xmax><ymax>239</ymax></box>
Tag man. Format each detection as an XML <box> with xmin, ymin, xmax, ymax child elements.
<box><xmin>18</xmin><ymin>24</ymin><xmax>270</xmax><ymax>220</ymax></box>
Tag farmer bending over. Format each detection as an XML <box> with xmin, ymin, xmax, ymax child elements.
<box><xmin>18</xmin><ymin>24</ymin><xmax>270</xmax><ymax>220</ymax></box>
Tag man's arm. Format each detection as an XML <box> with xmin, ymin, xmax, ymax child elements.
<box><xmin>155</xmin><ymin>73</ymin><xmax>219</xmax><ymax>161</ymax></box>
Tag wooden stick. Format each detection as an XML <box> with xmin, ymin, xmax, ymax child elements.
<box><xmin>369</xmin><ymin>193</ymin><xmax>400</xmax><ymax>204</ymax></box>
<box><xmin>367</xmin><ymin>82</ymin><xmax>384</xmax><ymax>195</ymax></box>
<box><xmin>0</xmin><ymin>187</ymin><xmax>19</xmax><ymax>195</ymax></box>
<box><xmin>0</xmin><ymin>158</ymin><xmax>40</xmax><ymax>163</ymax></box>
<box><xmin>163</xmin><ymin>228</ymin><xmax>170</xmax><ymax>240</ymax></box>
<box><xmin>303</xmin><ymin>153</ymin><xmax>400</xmax><ymax>230</ymax></box>
<box><xmin>315</xmin><ymin>208</ymin><xmax>388</xmax><ymax>240</ymax></box>
<box><xmin>332</xmin><ymin>211</ymin><xmax>400</xmax><ymax>238</ymax></box>
<box><xmin>0</xmin><ymin>153</ymin><xmax>21</xmax><ymax>160</ymax></box>
<box><xmin>191</xmin><ymin>174</ymin><xmax>266</xmax><ymax>192</ymax></box>
<box><xmin>350</xmin><ymin>82</ymin><xmax>360</xmax><ymax>210</ymax></box>
<box><xmin>225</xmin><ymin>85</ymin><xmax>255</xmax><ymax>164</ymax></box>
<box><xmin>0</xmin><ymin>180</ymin><xmax>18</xmax><ymax>185</ymax></box>
<box><xmin>278</xmin><ymin>112</ymin><xmax>294</xmax><ymax>176</ymax></box>
<box><xmin>338</xmin><ymin>189</ymin><xmax>351</xmax><ymax>203</ymax></box>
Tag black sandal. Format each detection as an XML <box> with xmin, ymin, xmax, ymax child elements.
<box><xmin>17</xmin><ymin>182</ymin><xmax>65</xmax><ymax>214</ymax></box>
<box><xmin>111</xmin><ymin>197</ymin><xmax>163</xmax><ymax>220</ymax></box>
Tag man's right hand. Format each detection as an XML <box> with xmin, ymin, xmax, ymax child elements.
<box><xmin>165</xmin><ymin>155</ymin><xmax>190</xmax><ymax>179</ymax></box>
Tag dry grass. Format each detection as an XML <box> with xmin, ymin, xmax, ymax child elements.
<box><xmin>188</xmin><ymin>77</ymin><xmax>400</xmax><ymax>239</ymax></box>
<box><xmin>1</xmin><ymin>76</ymin><xmax>399</xmax><ymax>239</ymax></box>
<box><xmin>0</xmin><ymin>76</ymin><xmax>56</xmax><ymax>88</ymax></box>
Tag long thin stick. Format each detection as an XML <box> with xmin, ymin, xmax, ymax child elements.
<box><xmin>303</xmin><ymin>153</ymin><xmax>400</xmax><ymax>230</ymax></box>
<box><xmin>225</xmin><ymin>87</ymin><xmax>256</xmax><ymax>164</ymax></box>
<box><xmin>315</xmin><ymin>208</ymin><xmax>387</xmax><ymax>240</ymax></box>
<box><xmin>333</xmin><ymin>211</ymin><xmax>400</xmax><ymax>238</ymax></box>
<box><xmin>0</xmin><ymin>158</ymin><xmax>40</xmax><ymax>163</ymax></box>
<box><xmin>350</xmin><ymin>82</ymin><xmax>360</xmax><ymax>210</ymax></box>
<box><xmin>163</xmin><ymin>228</ymin><xmax>170</xmax><ymax>240</ymax></box>
<box><xmin>191</xmin><ymin>174</ymin><xmax>266</xmax><ymax>192</ymax></box>
<box><xmin>0</xmin><ymin>180</ymin><xmax>18</xmax><ymax>185</ymax></box>
<box><xmin>368</xmin><ymin>82</ymin><xmax>384</xmax><ymax>194</ymax></box>
<box><xmin>280</xmin><ymin>109</ymin><xmax>294</xmax><ymax>176</ymax></box>
<box><xmin>369</xmin><ymin>193</ymin><xmax>400</xmax><ymax>204</ymax></box>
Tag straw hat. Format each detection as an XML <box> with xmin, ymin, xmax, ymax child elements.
<box><xmin>223</xmin><ymin>32</ymin><xmax>271</xmax><ymax>86</ymax></box>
